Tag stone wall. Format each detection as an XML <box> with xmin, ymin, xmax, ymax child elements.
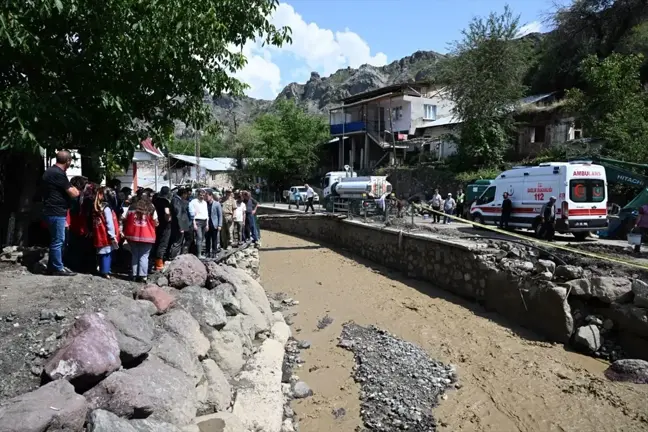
<box><xmin>257</xmin><ymin>212</ymin><xmax>648</xmax><ymax>360</ymax></box>
<box><xmin>0</xmin><ymin>247</ymin><xmax>299</xmax><ymax>432</ymax></box>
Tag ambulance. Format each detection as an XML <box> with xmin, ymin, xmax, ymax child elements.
<box><xmin>469</xmin><ymin>162</ymin><xmax>608</xmax><ymax>240</ymax></box>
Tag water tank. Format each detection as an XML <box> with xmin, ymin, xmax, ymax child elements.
<box><xmin>331</xmin><ymin>181</ymin><xmax>371</xmax><ymax>196</ymax></box>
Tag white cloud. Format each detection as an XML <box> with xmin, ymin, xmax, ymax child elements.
<box><xmin>233</xmin><ymin>2</ymin><xmax>387</xmax><ymax>100</ymax></box>
<box><xmin>516</xmin><ymin>21</ymin><xmax>543</xmax><ymax>38</ymax></box>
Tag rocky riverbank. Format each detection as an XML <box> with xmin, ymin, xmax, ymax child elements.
<box><xmin>0</xmin><ymin>247</ymin><xmax>303</xmax><ymax>432</ymax></box>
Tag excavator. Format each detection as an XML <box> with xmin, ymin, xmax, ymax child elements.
<box><xmin>570</xmin><ymin>156</ymin><xmax>648</xmax><ymax>238</ymax></box>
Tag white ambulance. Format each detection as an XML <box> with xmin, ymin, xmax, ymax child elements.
<box><xmin>469</xmin><ymin>162</ymin><xmax>608</xmax><ymax>240</ymax></box>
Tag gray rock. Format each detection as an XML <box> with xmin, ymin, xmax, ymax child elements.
<box><xmin>89</xmin><ymin>409</ymin><xmax>138</xmax><ymax>432</ymax></box>
<box><xmin>194</xmin><ymin>412</ymin><xmax>245</xmax><ymax>432</ymax></box>
<box><xmin>176</xmin><ymin>286</ymin><xmax>227</xmax><ymax>330</ymax></box>
<box><xmin>298</xmin><ymin>340</ymin><xmax>311</xmax><ymax>349</ymax></box>
<box><xmin>44</xmin><ymin>312</ymin><xmax>121</xmax><ymax>387</ymax></box>
<box><xmin>106</xmin><ymin>295</ymin><xmax>155</xmax><ymax>364</ymax></box>
<box><xmin>130</xmin><ymin>419</ymin><xmax>183</xmax><ymax>432</ymax></box>
<box><xmin>0</xmin><ymin>380</ymin><xmax>88</xmax><ymax>432</ymax></box>
<box><xmin>236</xmin><ymin>290</ymin><xmax>270</xmax><ymax>336</ymax></box>
<box><xmin>632</xmin><ymin>279</ymin><xmax>648</xmax><ymax>308</ymax></box>
<box><xmin>156</xmin><ymin>276</ymin><xmax>169</xmax><ymax>287</ymax></box>
<box><xmin>293</xmin><ymin>381</ymin><xmax>313</xmax><ymax>399</ymax></box>
<box><xmin>605</xmin><ymin>359</ymin><xmax>648</xmax><ymax>384</ymax></box>
<box><xmin>136</xmin><ymin>299</ymin><xmax>159</xmax><ymax>316</ymax></box>
<box><xmin>562</xmin><ymin>278</ymin><xmax>590</xmax><ymax>296</ymax></box>
<box><xmin>574</xmin><ymin>324</ymin><xmax>602</xmax><ymax>352</ymax></box>
<box><xmin>158</xmin><ymin>309</ymin><xmax>210</xmax><ymax>358</ymax></box>
<box><xmin>206</xmin><ymin>329</ymin><xmax>245</xmax><ymax>378</ymax></box>
<box><xmin>555</xmin><ymin>265</ymin><xmax>584</xmax><ymax>280</ymax></box>
<box><xmin>84</xmin><ymin>355</ymin><xmax>197</xmax><ymax>426</ymax></box>
<box><xmin>212</xmin><ymin>283</ymin><xmax>242</xmax><ymax>316</ymax></box>
<box><xmin>167</xmin><ymin>254</ymin><xmax>207</xmax><ymax>288</ymax></box>
<box><xmin>603</xmin><ymin>319</ymin><xmax>614</xmax><ymax>330</ymax></box>
<box><xmin>151</xmin><ymin>332</ymin><xmax>204</xmax><ymax>385</ymax></box>
<box><xmin>605</xmin><ymin>304</ymin><xmax>648</xmax><ymax>339</ymax></box>
<box><xmin>535</xmin><ymin>259</ymin><xmax>556</xmax><ymax>274</ymax></box>
<box><xmin>562</xmin><ymin>277</ymin><xmax>633</xmax><ymax>303</ymax></box>
<box><xmin>222</xmin><ymin>315</ymin><xmax>255</xmax><ymax>354</ymax></box>
<box><xmin>284</xmin><ymin>405</ymin><xmax>295</xmax><ymax>418</ymax></box>
<box><xmin>196</xmin><ymin>359</ymin><xmax>232</xmax><ymax>415</ymax></box>
<box><xmin>538</xmin><ymin>271</ymin><xmax>553</xmax><ymax>281</ymax></box>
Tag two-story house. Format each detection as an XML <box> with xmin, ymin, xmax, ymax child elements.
<box><xmin>328</xmin><ymin>82</ymin><xmax>460</xmax><ymax>170</ymax></box>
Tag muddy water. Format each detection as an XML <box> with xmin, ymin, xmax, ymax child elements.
<box><xmin>260</xmin><ymin>231</ymin><xmax>648</xmax><ymax>432</ymax></box>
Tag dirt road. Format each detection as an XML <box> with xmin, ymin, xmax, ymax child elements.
<box><xmin>260</xmin><ymin>231</ymin><xmax>648</xmax><ymax>432</ymax></box>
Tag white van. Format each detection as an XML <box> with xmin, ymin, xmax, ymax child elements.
<box><xmin>469</xmin><ymin>162</ymin><xmax>608</xmax><ymax>240</ymax></box>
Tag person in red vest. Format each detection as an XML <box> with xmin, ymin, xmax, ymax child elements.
<box><xmin>124</xmin><ymin>194</ymin><xmax>158</xmax><ymax>282</ymax></box>
<box><xmin>93</xmin><ymin>187</ymin><xmax>120</xmax><ymax>278</ymax></box>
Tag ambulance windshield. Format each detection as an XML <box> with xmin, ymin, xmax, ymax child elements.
<box><xmin>569</xmin><ymin>179</ymin><xmax>605</xmax><ymax>203</ymax></box>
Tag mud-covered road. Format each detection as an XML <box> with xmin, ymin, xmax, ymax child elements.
<box><xmin>260</xmin><ymin>231</ymin><xmax>648</xmax><ymax>432</ymax></box>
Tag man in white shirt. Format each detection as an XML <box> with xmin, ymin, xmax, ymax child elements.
<box><xmin>428</xmin><ymin>189</ymin><xmax>443</xmax><ymax>224</ymax></box>
<box><xmin>189</xmin><ymin>189</ymin><xmax>209</xmax><ymax>258</ymax></box>
<box><xmin>304</xmin><ymin>183</ymin><xmax>315</xmax><ymax>214</ymax></box>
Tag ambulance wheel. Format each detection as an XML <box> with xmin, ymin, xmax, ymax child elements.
<box><xmin>572</xmin><ymin>232</ymin><xmax>588</xmax><ymax>241</ymax></box>
<box><xmin>532</xmin><ymin>218</ymin><xmax>542</xmax><ymax>238</ymax></box>
<box><xmin>471</xmin><ymin>213</ymin><xmax>484</xmax><ymax>229</ymax></box>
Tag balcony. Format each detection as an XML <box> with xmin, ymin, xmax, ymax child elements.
<box><xmin>330</xmin><ymin>121</ymin><xmax>365</xmax><ymax>136</ymax></box>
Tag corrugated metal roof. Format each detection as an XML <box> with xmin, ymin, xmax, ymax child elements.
<box><xmin>169</xmin><ymin>154</ymin><xmax>237</xmax><ymax>171</ymax></box>
<box><xmin>418</xmin><ymin>115</ymin><xmax>462</xmax><ymax>128</ymax></box>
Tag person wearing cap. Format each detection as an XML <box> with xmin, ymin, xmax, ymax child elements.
<box><xmin>152</xmin><ymin>186</ymin><xmax>173</xmax><ymax>270</ymax></box>
<box><xmin>221</xmin><ymin>189</ymin><xmax>236</xmax><ymax>248</ymax></box>
<box><xmin>539</xmin><ymin>196</ymin><xmax>557</xmax><ymax>241</ymax></box>
<box><xmin>443</xmin><ymin>193</ymin><xmax>456</xmax><ymax>224</ymax></box>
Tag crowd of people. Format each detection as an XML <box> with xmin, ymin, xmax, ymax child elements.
<box><xmin>41</xmin><ymin>150</ymin><xmax>259</xmax><ymax>282</ymax></box>
<box><xmin>423</xmin><ymin>188</ymin><xmax>466</xmax><ymax>224</ymax></box>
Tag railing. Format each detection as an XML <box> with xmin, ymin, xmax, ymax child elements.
<box><xmin>330</xmin><ymin>121</ymin><xmax>365</xmax><ymax>135</ymax></box>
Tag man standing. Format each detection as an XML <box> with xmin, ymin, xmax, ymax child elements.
<box><xmin>168</xmin><ymin>187</ymin><xmax>192</xmax><ymax>259</ymax></box>
<box><xmin>443</xmin><ymin>193</ymin><xmax>456</xmax><ymax>224</ymax></box>
<box><xmin>152</xmin><ymin>186</ymin><xmax>173</xmax><ymax>270</ymax></box>
<box><xmin>500</xmin><ymin>192</ymin><xmax>513</xmax><ymax>230</ymax></box>
<box><xmin>242</xmin><ymin>191</ymin><xmax>259</xmax><ymax>244</ymax></box>
<box><xmin>539</xmin><ymin>196</ymin><xmax>557</xmax><ymax>241</ymax></box>
<box><xmin>221</xmin><ymin>189</ymin><xmax>236</xmax><ymax>249</ymax></box>
<box><xmin>189</xmin><ymin>189</ymin><xmax>209</xmax><ymax>258</ymax></box>
<box><xmin>42</xmin><ymin>150</ymin><xmax>79</xmax><ymax>276</ymax></box>
<box><xmin>304</xmin><ymin>183</ymin><xmax>316</xmax><ymax>214</ymax></box>
<box><xmin>429</xmin><ymin>189</ymin><xmax>443</xmax><ymax>223</ymax></box>
<box><xmin>456</xmin><ymin>188</ymin><xmax>465</xmax><ymax>219</ymax></box>
<box><xmin>205</xmin><ymin>191</ymin><xmax>222</xmax><ymax>257</ymax></box>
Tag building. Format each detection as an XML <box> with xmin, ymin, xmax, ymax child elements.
<box><xmin>168</xmin><ymin>154</ymin><xmax>238</xmax><ymax>189</ymax></box>
<box><xmin>328</xmin><ymin>82</ymin><xmax>460</xmax><ymax>170</ymax></box>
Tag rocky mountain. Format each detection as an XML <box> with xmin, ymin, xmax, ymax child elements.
<box><xmin>208</xmin><ymin>50</ymin><xmax>446</xmax><ymax>128</ymax></box>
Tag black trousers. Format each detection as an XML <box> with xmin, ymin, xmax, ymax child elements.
<box><xmin>539</xmin><ymin>220</ymin><xmax>555</xmax><ymax>241</ymax></box>
<box><xmin>432</xmin><ymin>206</ymin><xmax>441</xmax><ymax>223</ymax></box>
<box><xmin>205</xmin><ymin>226</ymin><xmax>221</xmax><ymax>256</ymax></box>
<box><xmin>153</xmin><ymin>224</ymin><xmax>172</xmax><ymax>260</ymax></box>
<box><xmin>499</xmin><ymin>213</ymin><xmax>511</xmax><ymax>229</ymax></box>
<box><xmin>305</xmin><ymin>197</ymin><xmax>315</xmax><ymax>213</ymax></box>
<box><xmin>168</xmin><ymin>227</ymin><xmax>192</xmax><ymax>259</ymax></box>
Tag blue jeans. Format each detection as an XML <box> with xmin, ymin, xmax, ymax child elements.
<box><xmin>444</xmin><ymin>209</ymin><xmax>454</xmax><ymax>224</ymax></box>
<box><xmin>130</xmin><ymin>242</ymin><xmax>153</xmax><ymax>277</ymax></box>
<box><xmin>45</xmin><ymin>216</ymin><xmax>67</xmax><ymax>272</ymax></box>
<box><xmin>98</xmin><ymin>252</ymin><xmax>112</xmax><ymax>275</ymax></box>
<box><xmin>245</xmin><ymin>213</ymin><xmax>258</xmax><ymax>242</ymax></box>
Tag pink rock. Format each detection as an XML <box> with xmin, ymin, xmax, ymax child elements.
<box><xmin>44</xmin><ymin>312</ymin><xmax>121</xmax><ymax>388</ymax></box>
<box><xmin>138</xmin><ymin>285</ymin><xmax>176</xmax><ymax>313</ymax></box>
<box><xmin>167</xmin><ymin>254</ymin><xmax>207</xmax><ymax>288</ymax></box>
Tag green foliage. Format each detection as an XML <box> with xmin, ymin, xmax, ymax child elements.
<box><xmin>0</xmin><ymin>0</ymin><xmax>290</xmax><ymax>159</ymax></box>
<box><xmin>168</xmin><ymin>134</ymin><xmax>233</xmax><ymax>159</ymax></box>
<box><xmin>566</xmin><ymin>53</ymin><xmax>648</xmax><ymax>161</ymax></box>
<box><xmin>439</xmin><ymin>6</ymin><xmax>530</xmax><ymax>169</ymax></box>
<box><xmin>241</xmin><ymin>100</ymin><xmax>328</xmax><ymax>188</ymax></box>
<box><xmin>454</xmin><ymin>167</ymin><xmax>503</xmax><ymax>184</ymax></box>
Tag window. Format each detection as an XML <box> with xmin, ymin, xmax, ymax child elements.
<box><xmin>570</xmin><ymin>179</ymin><xmax>605</xmax><ymax>203</ymax></box>
<box><xmin>478</xmin><ymin>186</ymin><xmax>496</xmax><ymax>204</ymax></box>
<box><xmin>533</xmin><ymin>125</ymin><xmax>546</xmax><ymax>143</ymax></box>
<box><xmin>424</xmin><ymin>104</ymin><xmax>437</xmax><ymax>120</ymax></box>
<box><xmin>391</xmin><ymin>106</ymin><xmax>403</xmax><ymax>120</ymax></box>
<box><xmin>573</xmin><ymin>120</ymin><xmax>583</xmax><ymax>139</ymax></box>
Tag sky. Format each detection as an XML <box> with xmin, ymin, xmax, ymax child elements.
<box><xmin>234</xmin><ymin>0</ymin><xmax>562</xmax><ymax>100</ymax></box>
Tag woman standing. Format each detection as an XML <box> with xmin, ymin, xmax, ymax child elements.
<box><xmin>123</xmin><ymin>194</ymin><xmax>158</xmax><ymax>282</ymax></box>
<box><xmin>93</xmin><ymin>187</ymin><xmax>120</xmax><ymax>278</ymax></box>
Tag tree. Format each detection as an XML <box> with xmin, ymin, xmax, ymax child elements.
<box><xmin>168</xmin><ymin>135</ymin><xmax>233</xmax><ymax>159</ymax></box>
<box><xmin>439</xmin><ymin>6</ymin><xmax>530</xmax><ymax>168</ymax></box>
<box><xmin>567</xmin><ymin>53</ymin><xmax>648</xmax><ymax>161</ymax></box>
<box><xmin>241</xmin><ymin>100</ymin><xmax>328</xmax><ymax>189</ymax></box>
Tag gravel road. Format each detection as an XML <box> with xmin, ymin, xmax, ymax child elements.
<box><xmin>260</xmin><ymin>231</ymin><xmax>648</xmax><ymax>432</ymax></box>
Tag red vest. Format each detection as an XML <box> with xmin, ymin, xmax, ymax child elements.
<box><xmin>69</xmin><ymin>210</ymin><xmax>89</xmax><ymax>236</ymax></box>
<box><xmin>124</xmin><ymin>211</ymin><xmax>156</xmax><ymax>243</ymax></box>
<box><xmin>93</xmin><ymin>208</ymin><xmax>121</xmax><ymax>248</ymax></box>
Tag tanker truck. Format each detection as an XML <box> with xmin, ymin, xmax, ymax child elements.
<box><xmin>321</xmin><ymin>166</ymin><xmax>392</xmax><ymax>213</ymax></box>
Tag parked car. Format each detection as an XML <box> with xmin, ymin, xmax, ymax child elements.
<box><xmin>286</xmin><ymin>186</ymin><xmax>319</xmax><ymax>205</ymax></box>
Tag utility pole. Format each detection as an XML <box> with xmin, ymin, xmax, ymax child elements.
<box><xmin>194</xmin><ymin>124</ymin><xmax>200</xmax><ymax>184</ymax></box>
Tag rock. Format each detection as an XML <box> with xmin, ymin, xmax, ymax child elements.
<box><xmin>151</xmin><ymin>332</ymin><xmax>204</xmax><ymax>385</ymax></box>
<box><xmin>271</xmin><ymin>320</ymin><xmax>292</xmax><ymax>345</ymax></box>
<box><xmin>603</xmin><ymin>319</ymin><xmax>614</xmax><ymax>330</ymax></box>
<box><xmin>574</xmin><ymin>324</ymin><xmax>602</xmax><ymax>352</ymax></box>
<box><xmin>523</xmin><ymin>282</ymin><xmax>574</xmax><ymax>343</ymax></box>
<box><xmin>43</xmin><ymin>312</ymin><xmax>121</xmax><ymax>388</ymax></box>
<box><xmin>137</xmin><ymin>285</ymin><xmax>176</xmax><ymax>314</ymax></box>
<box><xmin>283</xmin><ymin>405</ymin><xmax>294</xmax><ymax>418</ymax></box>
<box><xmin>232</xmin><ymin>339</ymin><xmax>285</xmax><ymax>432</ymax></box>
<box><xmin>236</xmin><ymin>290</ymin><xmax>270</xmax><ymax>336</ymax></box>
<box><xmin>298</xmin><ymin>340</ymin><xmax>311</xmax><ymax>349</ymax></box>
<box><xmin>206</xmin><ymin>329</ymin><xmax>245</xmax><ymax>378</ymax></box>
<box><xmin>196</xmin><ymin>359</ymin><xmax>232</xmax><ymax>415</ymax></box>
<box><xmin>0</xmin><ymin>380</ymin><xmax>88</xmax><ymax>432</ymax></box>
<box><xmin>167</xmin><ymin>254</ymin><xmax>207</xmax><ymax>288</ymax></box>
<box><xmin>563</xmin><ymin>277</ymin><xmax>633</xmax><ymax>303</ymax></box>
<box><xmin>156</xmin><ymin>276</ymin><xmax>169</xmax><ymax>287</ymax></box>
<box><xmin>555</xmin><ymin>265</ymin><xmax>584</xmax><ymax>280</ymax></box>
<box><xmin>176</xmin><ymin>286</ymin><xmax>227</xmax><ymax>330</ymax></box>
<box><xmin>194</xmin><ymin>412</ymin><xmax>245</xmax><ymax>432</ymax></box>
<box><xmin>130</xmin><ymin>419</ymin><xmax>183</xmax><ymax>432</ymax></box>
<box><xmin>89</xmin><ymin>409</ymin><xmax>138</xmax><ymax>432</ymax></box>
<box><xmin>604</xmin><ymin>359</ymin><xmax>648</xmax><ymax>384</ymax></box>
<box><xmin>535</xmin><ymin>259</ymin><xmax>556</xmax><ymax>274</ymax></box>
<box><xmin>137</xmin><ymin>299</ymin><xmax>159</xmax><ymax>316</ymax></box>
<box><xmin>538</xmin><ymin>271</ymin><xmax>553</xmax><ymax>281</ymax></box>
<box><xmin>84</xmin><ymin>355</ymin><xmax>197</xmax><ymax>426</ymax></box>
<box><xmin>222</xmin><ymin>315</ymin><xmax>255</xmax><ymax>354</ymax></box>
<box><xmin>40</xmin><ymin>309</ymin><xmax>56</xmax><ymax>320</ymax></box>
<box><xmin>562</xmin><ymin>278</ymin><xmax>590</xmax><ymax>296</ymax></box>
<box><xmin>158</xmin><ymin>309</ymin><xmax>210</xmax><ymax>358</ymax></box>
<box><xmin>106</xmin><ymin>295</ymin><xmax>155</xmax><ymax>364</ymax></box>
<box><xmin>292</xmin><ymin>381</ymin><xmax>313</xmax><ymax>399</ymax></box>
<box><xmin>605</xmin><ymin>304</ymin><xmax>648</xmax><ymax>339</ymax></box>
<box><xmin>585</xmin><ymin>315</ymin><xmax>603</xmax><ymax>326</ymax></box>
<box><xmin>632</xmin><ymin>279</ymin><xmax>648</xmax><ymax>308</ymax></box>
<box><xmin>281</xmin><ymin>419</ymin><xmax>296</xmax><ymax>432</ymax></box>
<box><xmin>212</xmin><ymin>283</ymin><xmax>242</xmax><ymax>316</ymax></box>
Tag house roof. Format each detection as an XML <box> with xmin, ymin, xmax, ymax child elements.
<box><xmin>140</xmin><ymin>138</ymin><xmax>164</xmax><ymax>157</ymax></box>
<box><xmin>169</xmin><ymin>153</ymin><xmax>237</xmax><ymax>171</ymax></box>
<box><xmin>340</xmin><ymin>81</ymin><xmax>433</xmax><ymax>105</ymax></box>
<box><xmin>518</xmin><ymin>93</ymin><xmax>555</xmax><ymax>106</ymax></box>
<box><xmin>418</xmin><ymin>115</ymin><xmax>462</xmax><ymax>129</ymax></box>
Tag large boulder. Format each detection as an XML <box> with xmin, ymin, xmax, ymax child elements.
<box><xmin>0</xmin><ymin>380</ymin><xmax>88</xmax><ymax>432</ymax></box>
<box><xmin>574</xmin><ymin>324</ymin><xmax>602</xmax><ymax>352</ymax></box>
<box><xmin>222</xmin><ymin>315</ymin><xmax>255</xmax><ymax>354</ymax></box>
<box><xmin>167</xmin><ymin>255</ymin><xmax>207</xmax><ymax>288</ymax></box>
<box><xmin>43</xmin><ymin>312</ymin><xmax>121</xmax><ymax>388</ymax></box>
<box><xmin>212</xmin><ymin>283</ymin><xmax>242</xmax><ymax>316</ymax></box>
<box><xmin>129</xmin><ymin>419</ymin><xmax>183</xmax><ymax>432</ymax></box>
<box><xmin>89</xmin><ymin>409</ymin><xmax>138</xmax><ymax>432</ymax></box>
<box><xmin>206</xmin><ymin>329</ymin><xmax>245</xmax><ymax>378</ymax></box>
<box><xmin>524</xmin><ymin>282</ymin><xmax>574</xmax><ymax>343</ymax></box>
<box><xmin>84</xmin><ymin>355</ymin><xmax>197</xmax><ymax>426</ymax></box>
<box><xmin>105</xmin><ymin>295</ymin><xmax>155</xmax><ymax>364</ymax></box>
<box><xmin>158</xmin><ymin>309</ymin><xmax>210</xmax><ymax>358</ymax></box>
<box><xmin>137</xmin><ymin>285</ymin><xmax>176</xmax><ymax>314</ymax></box>
<box><xmin>554</xmin><ymin>265</ymin><xmax>584</xmax><ymax>281</ymax></box>
<box><xmin>632</xmin><ymin>279</ymin><xmax>648</xmax><ymax>308</ymax></box>
<box><xmin>604</xmin><ymin>359</ymin><xmax>648</xmax><ymax>384</ymax></box>
<box><xmin>563</xmin><ymin>277</ymin><xmax>633</xmax><ymax>303</ymax></box>
<box><xmin>194</xmin><ymin>412</ymin><xmax>245</xmax><ymax>432</ymax></box>
<box><xmin>605</xmin><ymin>304</ymin><xmax>648</xmax><ymax>339</ymax></box>
<box><xmin>175</xmin><ymin>286</ymin><xmax>227</xmax><ymax>330</ymax></box>
<box><xmin>151</xmin><ymin>332</ymin><xmax>204</xmax><ymax>385</ymax></box>
<box><xmin>196</xmin><ymin>359</ymin><xmax>232</xmax><ymax>415</ymax></box>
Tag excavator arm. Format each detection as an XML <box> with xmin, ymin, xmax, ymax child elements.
<box><xmin>593</xmin><ymin>157</ymin><xmax>648</xmax><ymax>189</ymax></box>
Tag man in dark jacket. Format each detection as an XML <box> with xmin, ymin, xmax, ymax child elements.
<box><xmin>152</xmin><ymin>186</ymin><xmax>173</xmax><ymax>269</ymax></box>
<box><xmin>168</xmin><ymin>187</ymin><xmax>192</xmax><ymax>259</ymax></box>
<box><xmin>539</xmin><ymin>196</ymin><xmax>557</xmax><ymax>241</ymax></box>
<box><xmin>206</xmin><ymin>191</ymin><xmax>223</xmax><ymax>257</ymax></box>
<box><xmin>500</xmin><ymin>192</ymin><xmax>513</xmax><ymax>230</ymax></box>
